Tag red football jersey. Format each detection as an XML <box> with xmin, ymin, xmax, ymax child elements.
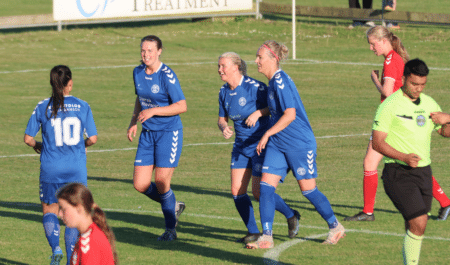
<box><xmin>71</xmin><ymin>223</ymin><xmax>114</xmax><ymax>265</ymax></box>
<box><xmin>381</xmin><ymin>50</ymin><xmax>404</xmax><ymax>102</ymax></box>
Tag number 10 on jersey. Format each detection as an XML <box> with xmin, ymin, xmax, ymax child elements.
<box><xmin>51</xmin><ymin>117</ymin><xmax>81</xmax><ymax>146</ymax></box>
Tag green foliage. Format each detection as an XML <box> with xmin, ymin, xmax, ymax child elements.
<box><xmin>1</xmin><ymin>16</ymin><xmax>450</xmax><ymax>264</ymax></box>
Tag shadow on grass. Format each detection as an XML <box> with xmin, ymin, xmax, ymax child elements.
<box><xmin>0</xmin><ymin>258</ymin><xmax>29</xmax><ymax>265</ymax></box>
<box><xmin>88</xmin><ymin>175</ymin><xmax>233</xmax><ymax>199</ymax></box>
<box><xmin>278</xmin><ymin>198</ymin><xmax>399</xmax><ymax>219</ymax></box>
<box><xmin>110</xmin><ymin>211</ymin><xmax>296</xmax><ymax>265</ymax></box>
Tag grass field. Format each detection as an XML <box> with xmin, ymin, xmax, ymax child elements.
<box><xmin>1</xmin><ymin>12</ymin><xmax>450</xmax><ymax>265</ymax></box>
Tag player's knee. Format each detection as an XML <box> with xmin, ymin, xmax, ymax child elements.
<box><xmin>133</xmin><ymin>182</ymin><xmax>148</xmax><ymax>193</ymax></box>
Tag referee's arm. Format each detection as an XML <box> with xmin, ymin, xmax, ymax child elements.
<box><xmin>372</xmin><ymin>130</ymin><xmax>421</xmax><ymax>168</ymax></box>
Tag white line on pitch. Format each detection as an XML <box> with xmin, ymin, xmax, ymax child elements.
<box><xmin>0</xmin><ymin>133</ymin><xmax>370</xmax><ymax>159</ymax></box>
<box><xmin>1</xmin><ymin>60</ymin><xmax>450</xmax><ymax>74</ymax></box>
<box><xmin>2</xmin><ymin>202</ymin><xmax>450</xmax><ymax>242</ymax></box>
<box><xmin>263</xmin><ymin>233</ymin><xmax>329</xmax><ymax>265</ymax></box>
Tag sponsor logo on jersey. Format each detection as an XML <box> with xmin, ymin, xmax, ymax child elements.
<box><xmin>296</xmin><ymin>167</ymin><xmax>306</xmax><ymax>176</ymax></box>
<box><xmin>416</xmin><ymin>115</ymin><xmax>426</xmax><ymax>127</ymax></box>
<box><xmin>239</xmin><ymin>97</ymin><xmax>247</xmax><ymax>106</ymax></box>
<box><xmin>263</xmin><ymin>166</ymin><xmax>269</xmax><ymax>170</ymax></box>
<box><xmin>145</xmin><ymin>76</ymin><xmax>153</xmax><ymax>80</ymax></box>
<box><xmin>230</xmin><ymin>92</ymin><xmax>237</xmax><ymax>96</ymax></box>
<box><xmin>151</xmin><ymin>84</ymin><xmax>160</xmax><ymax>94</ymax></box>
<box><xmin>135</xmin><ymin>160</ymin><xmax>142</xmax><ymax>163</ymax></box>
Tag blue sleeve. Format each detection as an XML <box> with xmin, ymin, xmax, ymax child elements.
<box><xmin>133</xmin><ymin>67</ymin><xmax>138</xmax><ymax>95</ymax></box>
<box><xmin>218</xmin><ymin>88</ymin><xmax>226</xmax><ymax>117</ymax></box>
<box><xmin>162</xmin><ymin>67</ymin><xmax>185</xmax><ymax>104</ymax></box>
<box><xmin>25</xmin><ymin>101</ymin><xmax>44</xmax><ymax>137</ymax></box>
<box><xmin>275</xmin><ymin>77</ymin><xmax>296</xmax><ymax>112</ymax></box>
<box><xmin>256</xmin><ymin>82</ymin><xmax>268</xmax><ymax>110</ymax></box>
<box><xmin>84</xmin><ymin>105</ymin><xmax>97</xmax><ymax>138</ymax></box>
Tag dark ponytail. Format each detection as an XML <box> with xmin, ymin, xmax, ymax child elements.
<box><xmin>47</xmin><ymin>65</ymin><xmax>72</xmax><ymax>119</ymax></box>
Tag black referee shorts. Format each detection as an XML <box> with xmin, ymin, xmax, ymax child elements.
<box><xmin>381</xmin><ymin>163</ymin><xmax>433</xmax><ymax>221</ymax></box>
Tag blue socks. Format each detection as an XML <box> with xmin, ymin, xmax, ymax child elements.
<box><xmin>274</xmin><ymin>193</ymin><xmax>294</xmax><ymax>219</ymax></box>
<box><xmin>260</xmin><ymin>181</ymin><xmax>276</xmax><ymax>235</ymax></box>
<box><xmin>233</xmin><ymin>194</ymin><xmax>260</xmax><ymax>234</ymax></box>
<box><xmin>160</xmin><ymin>189</ymin><xmax>177</xmax><ymax>229</ymax></box>
<box><xmin>64</xmin><ymin>227</ymin><xmax>79</xmax><ymax>263</ymax></box>
<box><xmin>302</xmin><ymin>187</ymin><xmax>338</xmax><ymax>229</ymax></box>
<box><xmin>143</xmin><ymin>182</ymin><xmax>161</xmax><ymax>203</ymax></box>
<box><xmin>143</xmin><ymin>183</ymin><xmax>177</xmax><ymax>230</ymax></box>
<box><xmin>43</xmin><ymin>213</ymin><xmax>60</xmax><ymax>252</ymax></box>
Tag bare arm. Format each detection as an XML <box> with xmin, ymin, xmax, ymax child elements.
<box><xmin>24</xmin><ymin>134</ymin><xmax>42</xmax><ymax>154</ymax></box>
<box><xmin>137</xmin><ymin>99</ymin><xmax>187</xmax><ymax>123</ymax></box>
<box><xmin>127</xmin><ymin>96</ymin><xmax>141</xmax><ymax>142</ymax></box>
<box><xmin>371</xmin><ymin>71</ymin><xmax>396</xmax><ymax>98</ymax></box>
<box><xmin>129</xmin><ymin>96</ymin><xmax>141</xmax><ymax>128</ymax></box>
<box><xmin>85</xmin><ymin>135</ymin><xmax>97</xmax><ymax>147</ymax></box>
<box><xmin>431</xmin><ymin>112</ymin><xmax>450</xmax><ymax>137</ymax></box>
<box><xmin>256</xmin><ymin>108</ymin><xmax>296</xmax><ymax>155</ymax></box>
<box><xmin>372</xmin><ymin>130</ymin><xmax>421</xmax><ymax>167</ymax></box>
<box><xmin>218</xmin><ymin>116</ymin><xmax>233</xmax><ymax>139</ymax></box>
<box><xmin>245</xmin><ymin>107</ymin><xmax>270</xmax><ymax>127</ymax></box>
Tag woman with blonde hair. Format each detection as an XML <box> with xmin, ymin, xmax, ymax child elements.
<box><xmin>217</xmin><ymin>52</ymin><xmax>300</xmax><ymax>244</ymax></box>
<box><xmin>345</xmin><ymin>26</ymin><xmax>450</xmax><ymax>222</ymax></box>
<box><xmin>246</xmin><ymin>41</ymin><xmax>345</xmax><ymax>249</ymax></box>
<box><xmin>57</xmin><ymin>183</ymin><xmax>118</xmax><ymax>265</ymax></box>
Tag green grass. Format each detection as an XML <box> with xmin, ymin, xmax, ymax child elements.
<box><xmin>1</xmin><ymin>16</ymin><xmax>450</xmax><ymax>264</ymax></box>
<box><xmin>1</xmin><ymin>0</ymin><xmax>450</xmax><ymax>17</ymax></box>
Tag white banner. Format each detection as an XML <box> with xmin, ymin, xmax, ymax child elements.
<box><xmin>53</xmin><ymin>0</ymin><xmax>253</xmax><ymax>21</ymax></box>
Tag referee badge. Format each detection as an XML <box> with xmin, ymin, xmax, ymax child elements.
<box><xmin>416</xmin><ymin>115</ymin><xmax>426</xmax><ymax>127</ymax></box>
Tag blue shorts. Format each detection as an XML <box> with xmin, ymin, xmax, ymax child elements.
<box><xmin>262</xmin><ymin>144</ymin><xmax>318</xmax><ymax>182</ymax></box>
<box><xmin>231</xmin><ymin>148</ymin><xmax>266</xmax><ymax>177</ymax></box>
<box><xmin>135</xmin><ymin>129</ymin><xmax>183</xmax><ymax>168</ymax></box>
<box><xmin>40</xmin><ymin>181</ymin><xmax>87</xmax><ymax>204</ymax></box>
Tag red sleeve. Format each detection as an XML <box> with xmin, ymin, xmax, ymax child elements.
<box><xmin>383</xmin><ymin>53</ymin><xmax>400</xmax><ymax>81</ymax></box>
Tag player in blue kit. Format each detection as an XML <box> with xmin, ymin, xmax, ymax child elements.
<box><xmin>127</xmin><ymin>35</ymin><xmax>187</xmax><ymax>241</ymax></box>
<box><xmin>24</xmin><ymin>65</ymin><xmax>98</xmax><ymax>265</ymax></box>
<box><xmin>217</xmin><ymin>52</ymin><xmax>300</xmax><ymax>244</ymax></box>
<box><xmin>246</xmin><ymin>41</ymin><xmax>345</xmax><ymax>249</ymax></box>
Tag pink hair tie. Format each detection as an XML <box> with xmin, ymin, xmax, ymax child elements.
<box><xmin>263</xmin><ymin>44</ymin><xmax>279</xmax><ymax>61</ymax></box>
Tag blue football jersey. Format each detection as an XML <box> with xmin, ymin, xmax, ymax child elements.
<box><xmin>25</xmin><ymin>96</ymin><xmax>97</xmax><ymax>183</ymax></box>
<box><xmin>133</xmin><ymin>63</ymin><xmax>185</xmax><ymax>131</ymax></box>
<box><xmin>218</xmin><ymin>76</ymin><xmax>270</xmax><ymax>155</ymax></box>
<box><xmin>266</xmin><ymin>70</ymin><xmax>316</xmax><ymax>151</ymax></box>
